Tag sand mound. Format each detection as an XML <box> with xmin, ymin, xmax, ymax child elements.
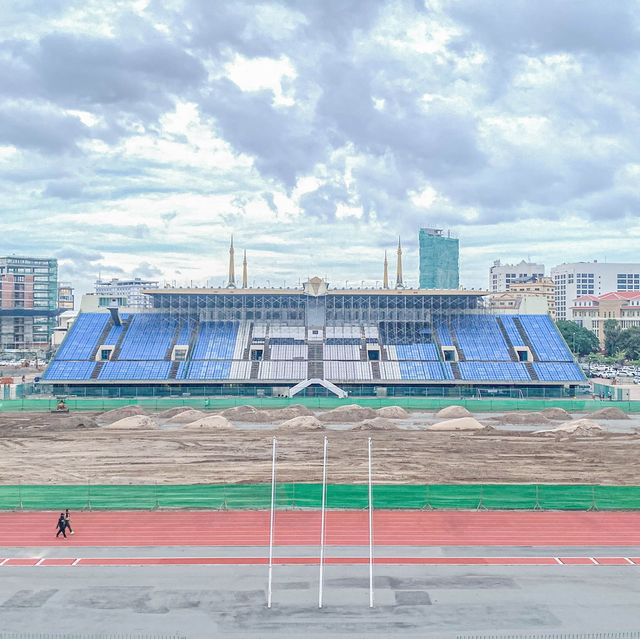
<box><xmin>264</xmin><ymin>405</ymin><xmax>314</xmax><ymax>421</ymax></box>
<box><xmin>587</xmin><ymin>407</ymin><xmax>629</xmax><ymax>420</ymax></box>
<box><xmin>319</xmin><ymin>404</ymin><xmax>378</xmax><ymax>423</ymax></box>
<box><xmin>492</xmin><ymin>412</ymin><xmax>552</xmax><ymax>425</ymax></box>
<box><xmin>428</xmin><ymin>417</ymin><xmax>485</xmax><ymax>431</ymax></box>
<box><xmin>183</xmin><ymin>415</ymin><xmax>233</xmax><ymax>430</ymax></box>
<box><xmin>220</xmin><ymin>405</ymin><xmax>259</xmax><ymax>419</ymax></box>
<box><xmin>435</xmin><ymin>405</ymin><xmax>471</xmax><ymax>419</ymax></box>
<box><xmin>278</xmin><ymin>416</ymin><xmax>324</xmax><ymax>430</ymax></box>
<box><xmin>97</xmin><ymin>405</ymin><xmax>145</xmax><ymax>424</ymax></box>
<box><xmin>541</xmin><ymin>407</ymin><xmax>572</xmax><ymax>421</ymax></box>
<box><xmin>352</xmin><ymin>417</ymin><xmax>397</xmax><ymax>431</ymax></box>
<box><xmin>376</xmin><ymin>406</ymin><xmax>409</xmax><ymax>419</ymax></box>
<box><xmin>156</xmin><ymin>407</ymin><xmax>194</xmax><ymax>419</ymax></box>
<box><xmin>534</xmin><ymin>419</ymin><xmax>604</xmax><ymax>437</ymax></box>
<box><xmin>221</xmin><ymin>405</ymin><xmax>313</xmax><ymax>422</ymax></box>
<box><xmin>104</xmin><ymin>415</ymin><xmax>157</xmax><ymax>430</ymax></box>
<box><xmin>63</xmin><ymin>415</ymin><xmax>98</xmax><ymax>429</ymax></box>
<box><xmin>165</xmin><ymin>409</ymin><xmax>206</xmax><ymax>424</ymax></box>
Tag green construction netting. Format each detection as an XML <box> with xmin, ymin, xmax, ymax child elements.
<box><xmin>1</xmin><ymin>397</ymin><xmax>639</xmax><ymax>413</ymax></box>
<box><xmin>2</xmin><ymin>484</ymin><xmax>640</xmax><ymax>511</ymax></box>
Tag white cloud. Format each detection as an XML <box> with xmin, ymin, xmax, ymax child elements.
<box><xmin>1</xmin><ymin>0</ymin><xmax>638</xmax><ymax>297</ymax></box>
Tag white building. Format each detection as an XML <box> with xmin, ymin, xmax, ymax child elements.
<box><xmin>94</xmin><ymin>277</ymin><xmax>159</xmax><ymax>310</ymax></box>
<box><xmin>551</xmin><ymin>262</ymin><xmax>640</xmax><ymax>321</ymax></box>
<box><xmin>489</xmin><ymin>260</ymin><xmax>545</xmax><ymax>292</ymax></box>
<box><xmin>486</xmin><ymin>291</ymin><xmax>549</xmax><ymax>315</ymax></box>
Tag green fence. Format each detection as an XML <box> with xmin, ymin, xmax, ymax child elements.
<box><xmin>4</xmin><ymin>484</ymin><xmax>640</xmax><ymax>511</ymax></box>
<box><xmin>1</xmin><ymin>396</ymin><xmax>638</xmax><ymax>413</ymax></box>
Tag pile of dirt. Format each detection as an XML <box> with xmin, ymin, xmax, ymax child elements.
<box><xmin>164</xmin><ymin>409</ymin><xmax>206</xmax><ymax>424</ymax></box>
<box><xmin>62</xmin><ymin>415</ymin><xmax>98</xmax><ymax>429</ymax></box>
<box><xmin>264</xmin><ymin>405</ymin><xmax>314</xmax><ymax>421</ymax></box>
<box><xmin>587</xmin><ymin>407</ymin><xmax>629</xmax><ymax>420</ymax></box>
<box><xmin>220</xmin><ymin>405</ymin><xmax>260</xmax><ymax>420</ymax></box>
<box><xmin>319</xmin><ymin>404</ymin><xmax>378</xmax><ymax>423</ymax></box>
<box><xmin>541</xmin><ymin>407</ymin><xmax>572</xmax><ymax>421</ymax></box>
<box><xmin>183</xmin><ymin>415</ymin><xmax>233</xmax><ymax>430</ymax></box>
<box><xmin>220</xmin><ymin>405</ymin><xmax>313</xmax><ymax>423</ymax></box>
<box><xmin>278</xmin><ymin>416</ymin><xmax>324</xmax><ymax>430</ymax></box>
<box><xmin>376</xmin><ymin>406</ymin><xmax>409</xmax><ymax>419</ymax></box>
<box><xmin>534</xmin><ymin>418</ymin><xmax>604</xmax><ymax>437</ymax></box>
<box><xmin>156</xmin><ymin>407</ymin><xmax>194</xmax><ymax>419</ymax></box>
<box><xmin>352</xmin><ymin>417</ymin><xmax>397</xmax><ymax>431</ymax></box>
<box><xmin>435</xmin><ymin>405</ymin><xmax>471</xmax><ymax>419</ymax></box>
<box><xmin>491</xmin><ymin>412</ymin><xmax>552</xmax><ymax>425</ymax></box>
<box><xmin>103</xmin><ymin>415</ymin><xmax>157</xmax><ymax>430</ymax></box>
<box><xmin>97</xmin><ymin>405</ymin><xmax>145</xmax><ymax>425</ymax></box>
<box><xmin>428</xmin><ymin>417</ymin><xmax>486</xmax><ymax>431</ymax></box>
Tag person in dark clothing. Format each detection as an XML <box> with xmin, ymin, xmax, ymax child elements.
<box><xmin>56</xmin><ymin>513</ymin><xmax>67</xmax><ymax>538</ymax></box>
<box><xmin>64</xmin><ymin>509</ymin><xmax>74</xmax><ymax>535</ymax></box>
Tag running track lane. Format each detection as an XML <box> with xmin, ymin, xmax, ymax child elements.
<box><xmin>4</xmin><ymin>511</ymin><xmax>640</xmax><ymax>547</ymax></box>
<box><xmin>2</xmin><ymin>557</ymin><xmax>640</xmax><ymax>566</ymax></box>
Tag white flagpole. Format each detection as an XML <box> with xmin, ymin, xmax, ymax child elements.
<box><xmin>368</xmin><ymin>436</ymin><xmax>374</xmax><ymax>608</ymax></box>
<box><xmin>318</xmin><ymin>435</ymin><xmax>328</xmax><ymax>608</ymax></box>
<box><xmin>267</xmin><ymin>436</ymin><xmax>277</xmax><ymax>609</ymax></box>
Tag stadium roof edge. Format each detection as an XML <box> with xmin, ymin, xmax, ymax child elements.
<box><xmin>145</xmin><ymin>287</ymin><xmax>489</xmax><ymax>297</ymax></box>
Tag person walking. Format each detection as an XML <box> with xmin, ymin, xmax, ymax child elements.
<box><xmin>64</xmin><ymin>509</ymin><xmax>74</xmax><ymax>535</ymax></box>
<box><xmin>55</xmin><ymin>513</ymin><xmax>67</xmax><ymax>538</ymax></box>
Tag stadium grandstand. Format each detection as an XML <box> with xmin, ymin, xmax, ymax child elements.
<box><xmin>40</xmin><ymin>264</ymin><xmax>585</xmax><ymax>398</ymax></box>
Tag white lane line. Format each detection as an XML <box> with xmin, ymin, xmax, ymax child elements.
<box><xmin>0</xmin><ymin>559</ymin><xmax>8</xmax><ymax>566</ymax></box>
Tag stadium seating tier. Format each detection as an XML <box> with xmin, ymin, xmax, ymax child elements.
<box><xmin>44</xmin><ymin>314</ymin><xmax>585</xmax><ymax>385</ymax></box>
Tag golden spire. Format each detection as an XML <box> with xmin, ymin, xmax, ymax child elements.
<box><xmin>242</xmin><ymin>249</ymin><xmax>248</xmax><ymax>289</ymax></box>
<box><xmin>383</xmin><ymin>250</ymin><xmax>389</xmax><ymax>289</ymax></box>
<box><xmin>227</xmin><ymin>234</ymin><xmax>236</xmax><ymax>288</ymax></box>
<box><xmin>396</xmin><ymin>236</ymin><xmax>404</xmax><ymax>289</ymax></box>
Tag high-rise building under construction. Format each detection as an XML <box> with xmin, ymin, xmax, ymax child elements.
<box><xmin>419</xmin><ymin>228</ymin><xmax>459</xmax><ymax>289</ymax></box>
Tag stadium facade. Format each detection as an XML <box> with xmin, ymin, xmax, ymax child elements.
<box><xmin>41</xmin><ymin>260</ymin><xmax>585</xmax><ymax>398</ymax></box>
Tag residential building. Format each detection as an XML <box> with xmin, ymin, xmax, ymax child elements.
<box><xmin>0</xmin><ymin>256</ymin><xmax>58</xmax><ymax>350</ymax></box>
<box><xmin>418</xmin><ymin>228</ymin><xmax>459</xmax><ymax>289</ymax></box>
<box><xmin>486</xmin><ymin>291</ymin><xmax>549</xmax><ymax>315</ymax></box>
<box><xmin>551</xmin><ymin>262</ymin><xmax>640</xmax><ymax>321</ymax></box>
<box><xmin>94</xmin><ymin>277</ymin><xmax>159</xmax><ymax>309</ymax></box>
<box><xmin>489</xmin><ymin>260</ymin><xmax>545</xmax><ymax>292</ymax></box>
<box><xmin>571</xmin><ymin>291</ymin><xmax>640</xmax><ymax>349</ymax></box>
<box><xmin>51</xmin><ymin>309</ymin><xmax>78</xmax><ymax>348</ymax></box>
<box><xmin>58</xmin><ymin>282</ymin><xmax>75</xmax><ymax>310</ymax></box>
<box><xmin>508</xmin><ymin>277</ymin><xmax>556</xmax><ymax>319</ymax></box>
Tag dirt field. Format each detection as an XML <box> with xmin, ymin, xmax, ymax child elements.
<box><xmin>1</xmin><ymin>406</ymin><xmax>640</xmax><ymax>485</ymax></box>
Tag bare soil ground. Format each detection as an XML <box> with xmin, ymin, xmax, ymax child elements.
<box><xmin>1</xmin><ymin>408</ymin><xmax>640</xmax><ymax>485</ymax></box>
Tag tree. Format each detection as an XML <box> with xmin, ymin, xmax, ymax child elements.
<box><xmin>604</xmin><ymin>319</ymin><xmax>623</xmax><ymax>356</ymax></box>
<box><xmin>618</xmin><ymin>327</ymin><xmax>640</xmax><ymax>360</ymax></box>
<box><xmin>556</xmin><ymin>320</ymin><xmax>600</xmax><ymax>356</ymax></box>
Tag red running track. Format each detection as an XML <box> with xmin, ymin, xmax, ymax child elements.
<box><xmin>4</xmin><ymin>511</ymin><xmax>640</xmax><ymax>547</ymax></box>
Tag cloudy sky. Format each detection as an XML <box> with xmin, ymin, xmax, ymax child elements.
<box><xmin>1</xmin><ymin>0</ymin><xmax>639</xmax><ymax>296</ymax></box>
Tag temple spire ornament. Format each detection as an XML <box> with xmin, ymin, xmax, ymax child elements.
<box><xmin>226</xmin><ymin>235</ymin><xmax>236</xmax><ymax>288</ymax></box>
<box><xmin>395</xmin><ymin>237</ymin><xmax>404</xmax><ymax>289</ymax></box>
<box><xmin>242</xmin><ymin>249</ymin><xmax>248</xmax><ymax>289</ymax></box>
<box><xmin>383</xmin><ymin>250</ymin><xmax>389</xmax><ymax>289</ymax></box>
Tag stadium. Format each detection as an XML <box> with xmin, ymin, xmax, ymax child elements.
<box><xmin>40</xmin><ymin>269</ymin><xmax>585</xmax><ymax>398</ymax></box>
